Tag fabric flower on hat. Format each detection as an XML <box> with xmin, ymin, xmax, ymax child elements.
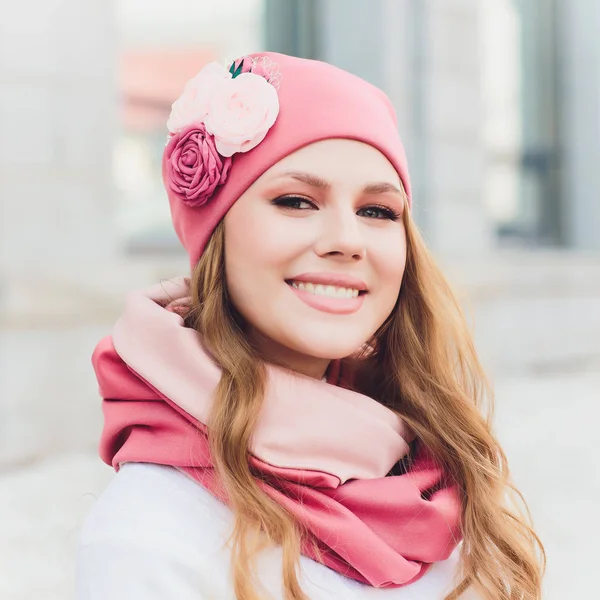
<box><xmin>165</xmin><ymin>124</ymin><xmax>232</xmax><ymax>208</ymax></box>
<box><xmin>203</xmin><ymin>71</ymin><xmax>279</xmax><ymax>157</ymax></box>
<box><xmin>164</xmin><ymin>56</ymin><xmax>281</xmax><ymax>207</ymax></box>
<box><xmin>238</xmin><ymin>55</ymin><xmax>282</xmax><ymax>90</ymax></box>
<box><xmin>166</xmin><ymin>62</ymin><xmax>232</xmax><ymax>135</ymax></box>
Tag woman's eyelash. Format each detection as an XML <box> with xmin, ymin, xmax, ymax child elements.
<box><xmin>360</xmin><ymin>204</ymin><xmax>402</xmax><ymax>221</ymax></box>
<box><xmin>272</xmin><ymin>195</ymin><xmax>314</xmax><ymax>209</ymax></box>
<box><xmin>272</xmin><ymin>196</ymin><xmax>401</xmax><ymax>221</ymax></box>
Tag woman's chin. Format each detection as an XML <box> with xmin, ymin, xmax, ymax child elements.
<box><xmin>282</xmin><ymin>333</ymin><xmax>368</xmax><ymax>362</ymax></box>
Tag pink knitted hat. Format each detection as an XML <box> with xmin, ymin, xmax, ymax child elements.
<box><xmin>162</xmin><ymin>51</ymin><xmax>412</xmax><ymax>269</ymax></box>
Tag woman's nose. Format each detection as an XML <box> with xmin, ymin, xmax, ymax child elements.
<box><xmin>313</xmin><ymin>209</ymin><xmax>366</xmax><ymax>260</ymax></box>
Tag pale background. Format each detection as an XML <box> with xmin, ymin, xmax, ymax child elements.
<box><xmin>1</xmin><ymin>1</ymin><xmax>599</xmax><ymax>599</ymax></box>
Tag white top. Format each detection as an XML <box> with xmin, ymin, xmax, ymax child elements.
<box><xmin>75</xmin><ymin>462</ymin><xmax>469</xmax><ymax>600</ymax></box>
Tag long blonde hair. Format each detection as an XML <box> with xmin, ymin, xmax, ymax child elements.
<box><xmin>184</xmin><ymin>194</ymin><xmax>545</xmax><ymax>599</ymax></box>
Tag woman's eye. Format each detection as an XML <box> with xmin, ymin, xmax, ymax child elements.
<box><xmin>358</xmin><ymin>205</ymin><xmax>400</xmax><ymax>221</ymax></box>
<box><xmin>273</xmin><ymin>196</ymin><xmax>315</xmax><ymax>210</ymax></box>
<box><xmin>273</xmin><ymin>197</ymin><xmax>400</xmax><ymax>221</ymax></box>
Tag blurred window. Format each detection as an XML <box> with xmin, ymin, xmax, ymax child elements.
<box><xmin>482</xmin><ymin>0</ymin><xmax>562</xmax><ymax>247</ymax></box>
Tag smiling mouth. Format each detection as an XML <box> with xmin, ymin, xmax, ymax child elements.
<box><xmin>285</xmin><ymin>279</ymin><xmax>368</xmax><ymax>299</ymax></box>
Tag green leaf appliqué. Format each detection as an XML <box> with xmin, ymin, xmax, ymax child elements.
<box><xmin>229</xmin><ymin>59</ymin><xmax>245</xmax><ymax>79</ymax></box>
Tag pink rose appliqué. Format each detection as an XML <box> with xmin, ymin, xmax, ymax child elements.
<box><xmin>166</xmin><ymin>62</ymin><xmax>232</xmax><ymax>135</ymax></box>
<box><xmin>203</xmin><ymin>71</ymin><xmax>280</xmax><ymax>157</ymax></box>
<box><xmin>165</xmin><ymin>125</ymin><xmax>232</xmax><ymax>207</ymax></box>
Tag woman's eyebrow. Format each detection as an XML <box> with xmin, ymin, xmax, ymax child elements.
<box><xmin>362</xmin><ymin>182</ymin><xmax>403</xmax><ymax>195</ymax></box>
<box><xmin>275</xmin><ymin>171</ymin><xmax>403</xmax><ymax>195</ymax></box>
<box><xmin>277</xmin><ymin>171</ymin><xmax>331</xmax><ymax>189</ymax></box>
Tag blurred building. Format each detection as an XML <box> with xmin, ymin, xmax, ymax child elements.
<box><xmin>1</xmin><ymin>0</ymin><xmax>599</xmax><ymax>462</ymax></box>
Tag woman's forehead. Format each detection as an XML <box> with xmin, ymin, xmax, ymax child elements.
<box><xmin>259</xmin><ymin>139</ymin><xmax>402</xmax><ymax>190</ymax></box>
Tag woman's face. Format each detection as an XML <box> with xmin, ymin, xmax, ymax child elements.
<box><xmin>224</xmin><ymin>139</ymin><xmax>407</xmax><ymax>379</ymax></box>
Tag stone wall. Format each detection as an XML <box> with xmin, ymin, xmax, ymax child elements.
<box><xmin>0</xmin><ymin>0</ymin><xmax>117</xmax><ymax>275</ymax></box>
<box><xmin>0</xmin><ymin>0</ymin><xmax>119</xmax><ymax>467</ymax></box>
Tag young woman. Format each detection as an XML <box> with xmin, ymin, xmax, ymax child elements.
<box><xmin>76</xmin><ymin>52</ymin><xmax>545</xmax><ymax>600</ymax></box>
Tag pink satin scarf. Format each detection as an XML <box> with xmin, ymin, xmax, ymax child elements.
<box><xmin>93</xmin><ymin>278</ymin><xmax>461</xmax><ymax>588</ymax></box>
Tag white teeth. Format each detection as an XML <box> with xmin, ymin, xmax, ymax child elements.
<box><xmin>289</xmin><ymin>281</ymin><xmax>361</xmax><ymax>298</ymax></box>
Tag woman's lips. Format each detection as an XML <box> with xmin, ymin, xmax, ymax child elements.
<box><xmin>286</xmin><ymin>282</ymin><xmax>366</xmax><ymax>315</ymax></box>
<box><xmin>288</xmin><ymin>272</ymin><xmax>368</xmax><ymax>291</ymax></box>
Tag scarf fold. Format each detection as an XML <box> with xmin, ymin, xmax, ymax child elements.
<box><xmin>93</xmin><ymin>278</ymin><xmax>462</xmax><ymax>588</ymax></box>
